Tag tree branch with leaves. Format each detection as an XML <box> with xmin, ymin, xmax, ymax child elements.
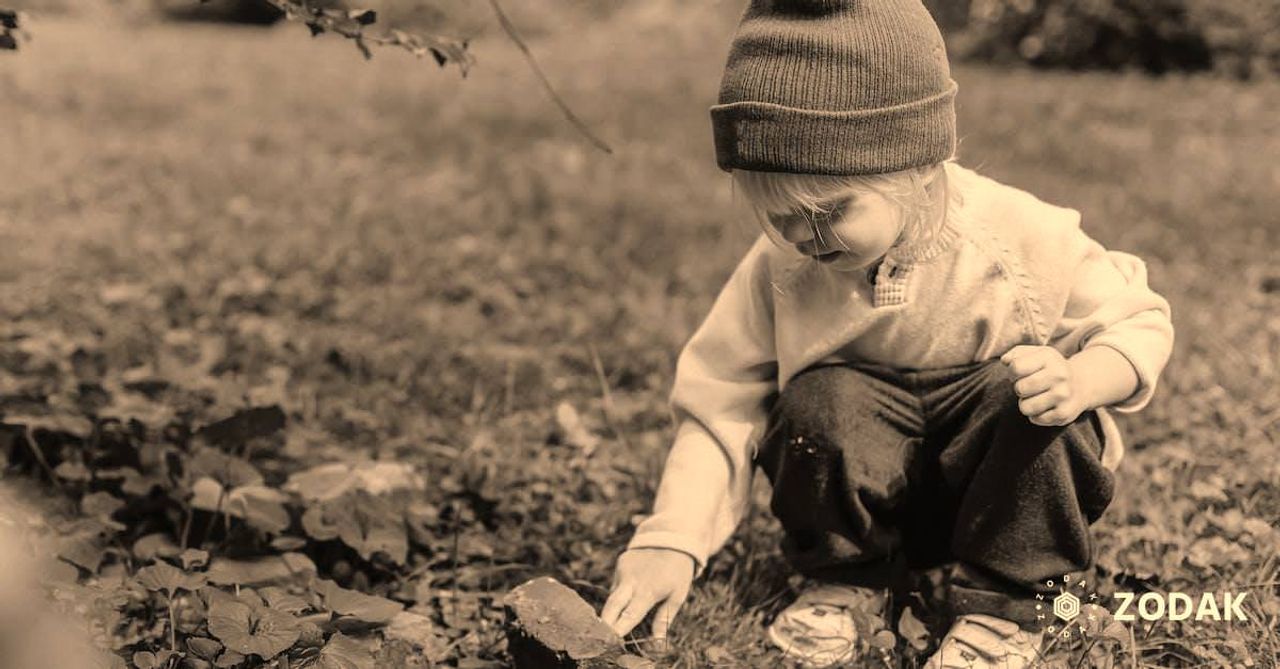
<box><xmin>1</xmin><ymin>0</ymin><xmax>611</xmax><ymax>151</ymax></box>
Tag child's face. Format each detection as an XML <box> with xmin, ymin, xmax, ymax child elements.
<box><xmin>766</xmin><ymin>189</ymin><xmax>905</xmax><ymax>272</ymax></box>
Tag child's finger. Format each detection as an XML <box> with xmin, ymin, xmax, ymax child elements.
<box><xmin>1017</xmin><ymin>391</ymin><xmax>1058</xmax><ymax>418</ymax></box>
<box><xmin>1013</xmin><ymin>369</ymin><xmax>1053</xmax><ymax>398</ymax></box>
<box><xmin>1013</xmin><ymin>366</ymin><xmax>1069</xmax><ymax>399</ymax></box>
<box><xmin>611</xmin><ymin>593</ymin><xmax>657</xmax><ymax>637</ymax></box>
<box><xmin>650</xmin><ymin>589</ymin><xmax>689</xmax><ymax>641</ymax></box>
<box><xmin>600</xmin><ymin>581</ymin><xmax>635</xmax><ymax>629</ymax></box>
<box><xmin>1003</xmin><ymin>349</ymin><xmax>1049</xmax><ymax>379</ymax></box>
<box><xmin>999</xmin><ymin>344</ymin><xmax>1045</xmax><ymax>366</ymax></box>
<box><xmin>1000</xmin><ymin>344</ymin><xmax>1037</xmax><ymax>361</ymax></box>
<box><xmin>1029</xmin><ymin>407</ymin><xmax>1074</xmax><ymax>427</ymax></box>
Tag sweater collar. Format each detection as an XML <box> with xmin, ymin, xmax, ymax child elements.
<box><xmin>884</xmin><ymin>162</ymin><xmax>966</xmax><ymax>265</ymax></box>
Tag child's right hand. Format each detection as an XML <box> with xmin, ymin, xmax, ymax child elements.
<box><xmin>599</xmin><ymin>548</ymin><xmax>695</xmax><ymax>642</ymax></box>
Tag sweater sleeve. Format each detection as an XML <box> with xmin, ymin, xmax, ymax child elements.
<box><xmin>1048</xmin><ymin>230</ymin><xmax>1174</xmax><ymax>413</ymax></box>
<box><xmin>626</xmin><ymin>236</ymin><xmax>778</xmax><ymax>576</ymax></box>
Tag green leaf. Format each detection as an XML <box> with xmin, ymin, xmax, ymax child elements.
<box><xmin>2</xmin><ymin>411</ymin><xmax>94</xmax><ymax>438</ymax></box>
<box><xmin>80</xmin><ymin>491</ymin><xmax>125</xmax><ymax>518</ymax></box>
<box><xmin>315</xmin><ymin>632</ymin><xmax>374</xmax><ymax>669</ymax></box>
<box><xmin>206</xmin><ymin>554</ymin><xmax>317</xmax><ymax>586</ymax></box>
<box><xmin>136</xmin><ymin>561</ymin><xmax>207</xmax><ymax>596</ymax></box>
<box><xmin>870</xmin><ymin>629</ymin><xmax>897</xmax><ymax>650</ymax></box>
<box><xmin>96</xmin><ymin>466</ymin><xmax>164</xmax><ymax>496</ymax></box>
<box><xmin>286</xmin><ymin>461</ymin><xmax>423</xmax><ymax>502</ymax></box>
<box><xmin>897</xmin><ymin>606</ymin><xmax>930</xmax><ymax>651</ymax></box>
<box><xmin>314</xmin><ymin>579</ymin><xmax>403</xmax><ymax>624</ymax></box>
<box><xmin>56</xmin><ymin>529</ymin><xmax>106</xmax><ymax>573</ymax></box>
<box><xmin>181</xmin><ymin>548</ymin><xmax>210</xmax><ymax>570</ymax></box>
<box><xmin>301</xmin><ymin>492</ymin><xmax>407</xmax><ymax>564</ymax></box>
<box><xmin>270</xmin><ymin>536</ymin><xmax>307</xmax><ymax>551</ymax></box>
<box><xmin>132</xmin><ymin>649</ymin><xmax>177</xmax><ymax>669</ymax></box>
<box><xmin>259</xmin><ymin>586</ymin><xmax>310</xmax><ymax>615</ymax></box>
<box><xmin>187</xmin><ymin>637</ymin><xmax>223</xmax><ymax>661</ymax></box>
<box><xmin>191</xmin><ymin>476</ymin><xmax>290</xmax><ymax>534</ymax></box>
<box><xmin>207</xmin><ymin>598</ymin><xmax>300</xmax><ymax>660</ymax></box>
<box><xmin>214</xmin><ymin>649</ymin><xmax>245</xmax><ymax>667</ymax></box>
<box><xmin>615</xmin><ymin>656</ymin><xmax>655</xmax><ymax>669</ymax></box>
<box><xmin>54</xmin><ymin>459</ymin><xmax>92</xmax><ymax>481</ymax></box>
<box><xmin>134</xmin><ymin>533</ymin><xmax>182</xmax><ymax>562</ymax></box>
<box><xmin>188</xmin><ymin>448</ymin><xmax>262</xmax><ymax>489</ymax></box>
<box><xmin>197</xmin><ymin>406</ymin><xmax>286</xmax><ymax>448</ymax></box>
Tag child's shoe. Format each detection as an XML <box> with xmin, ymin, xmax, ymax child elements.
<box><xmin>766</xmin><ymin>582</ymin><xmax>885</xmax><ymax>667</ymax></box>
<box><xmin>924</xmin><ymin>614</ymin><xmax>1043</xmax><ymax>668</ymax></box>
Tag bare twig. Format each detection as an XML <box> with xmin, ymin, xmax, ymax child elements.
<box><xmin>487</xmin><ymin>0</ymin><xmax>613</xmax><ymax>154</ymax></box>
<box><xmin>261</xmin><ymin>0</ymin><xmax>473</xmax><ymax>72</ymax></box>
<box><xmin>587</xmin><ymin>342</ymin><xmax>631</xmax><ymax>451</ymax></box>
<box><xmin>22</xmin><ymin>427</ymin><xmax>63</xmax><ymax>494</ymax></box>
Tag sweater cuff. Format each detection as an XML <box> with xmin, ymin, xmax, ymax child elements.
<box><xmin>1084</xmin><ymin>340</ymin><xmax>1157</xmax><ymax>413</ymax></box>
<box><xmin>626</xmin><ymin>530</ymin><xmax>708</xmax><ymax>579</ymax></box>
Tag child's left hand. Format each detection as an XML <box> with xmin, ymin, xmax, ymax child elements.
<box><xmin>1001</xmin><ymin>345</ymin><xmax>1087</xmax><ymax>427</ymax></box>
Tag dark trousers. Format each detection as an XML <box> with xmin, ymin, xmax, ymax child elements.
<box><xmin>755</xmin><ymin>360</ymin><xmax>1115</xmax><ymax>627</ymax></box>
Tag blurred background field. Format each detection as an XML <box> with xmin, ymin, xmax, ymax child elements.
<box><xmin>1</xmin><ymin>1</ymin><xmax>1279</xmax><ymax>667</ymax></box>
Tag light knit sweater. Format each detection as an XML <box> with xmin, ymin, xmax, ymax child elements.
<box><xmin>627</xmin><ymin>163</ymin><xmax>1174</xmax><ymax>575</ymax></box>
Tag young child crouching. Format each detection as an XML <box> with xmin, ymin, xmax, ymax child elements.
<box><xmin>601</xmin><ymin>1</ymin><xmax>1174</xmax><ymax>666</ymax></box>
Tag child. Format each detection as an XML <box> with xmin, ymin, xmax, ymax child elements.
<box><xmin>600</xmin><ymin>0</ymin><xmax>1174</xmax><ymax>666</ymax></box>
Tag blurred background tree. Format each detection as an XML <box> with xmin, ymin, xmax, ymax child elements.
<box><xmin>924</xmin><ymin>0</ymin><xmax>1280</xmax><ymax>79</ymax></box>
<box><xmin>6</xmin><ymin>0</ymin><xmax>1278</xmax><ymax>80</ymax></box>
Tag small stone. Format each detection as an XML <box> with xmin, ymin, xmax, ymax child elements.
<box><xmin>503</xmin><ymin>577</ymin><xmax>629</xmax><ymax>668</ymax></box>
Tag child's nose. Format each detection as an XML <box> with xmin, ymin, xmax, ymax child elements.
<box><xmin>775</xmin><ymin>216</ymin><xmax>813</xmax><ymax>244</ymax></box>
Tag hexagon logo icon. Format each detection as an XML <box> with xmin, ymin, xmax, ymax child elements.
<box><xmin>1053</xmin><ymin>591</ymin><xmax>1082</xmax><ymax>623</ymax></box>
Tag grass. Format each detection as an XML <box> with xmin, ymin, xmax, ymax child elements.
<box><xmin>1</xmin><ymin>5</ymin><xmax>1279</xmax><ymax>667</ymax></box>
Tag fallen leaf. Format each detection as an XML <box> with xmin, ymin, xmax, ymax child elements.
<box><xmin>1188</xmin><ymin>478</ymin><xmax>1228</xmax><ymax>503</ymax></box>
<box><xmin>555</xmin><ymin>402</ymin><xmax>599</xmax><ymax>455</ymax></box>
<box><xmin>1186</xmin><ymin>536</ymin><xmax>1251</xmax><ymax>569</ymax></box>
<box><xmin>384</xmin><ymin>610</ymin><xmax>449</xmax><ymax>660</ymax></box>
<box><xmin>704</xmin><ymin>645</ymin><xmax>731</xmax><ymax>664</ymax></box>
<box><xmin>315</xmin><ymin>579</ymin><xmax>403</xmax><ymax>624</ymax></box>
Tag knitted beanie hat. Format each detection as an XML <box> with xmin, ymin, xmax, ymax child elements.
<box><xmin>711</xmin><ymin>0</ymin><xmax>957</xmax><ymax>176</ymax></box>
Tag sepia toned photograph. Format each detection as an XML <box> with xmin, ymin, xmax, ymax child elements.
<box><xmin>1</xmin><ymin>0</ymin><xmax>1277</xmax><ymax>667</ymax></box>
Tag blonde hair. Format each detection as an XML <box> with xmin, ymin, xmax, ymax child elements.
<box><xmin>731</xmin><ymin>162</ymin><xmax>955</xmax><ymax>253</ymax></box>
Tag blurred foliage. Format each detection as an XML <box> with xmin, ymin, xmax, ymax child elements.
<box><xmin>0</xmin><ymin>8</ymin><xmax>21</xmax><ymax>49</ymax></box>
<box><xmin>942</xmin><ymin>0</ymin><xmax>1280</xmax><ymax>78</ymax></box>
